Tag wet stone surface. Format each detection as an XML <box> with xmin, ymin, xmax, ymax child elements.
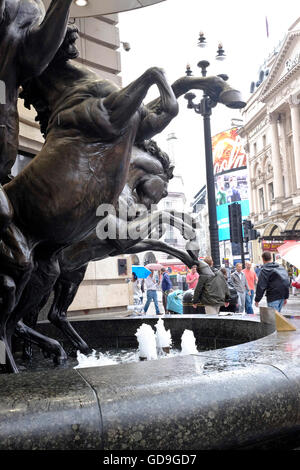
<box><xmin>1</xmin><ymin>314</ymin><xmax>300</xmax><ymax>450</ymax></box>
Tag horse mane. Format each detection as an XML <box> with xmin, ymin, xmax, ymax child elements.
<box><xmin>136</xmin><ymin>140</ymin><xmax>174</xmax><ymax>181</ymax></box>
<box><xmin>19</xmin><ymin>25</ymin><xmax>79</xmax><ymax>137</ymax></box>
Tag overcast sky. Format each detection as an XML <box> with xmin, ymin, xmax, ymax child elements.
<box><xmin>118</xmin><ymin>0</ymin><xmax>299</xmax><ymax>204</ymax></box>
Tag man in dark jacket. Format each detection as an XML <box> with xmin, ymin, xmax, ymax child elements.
<box><xmin>255</xmin><ymin>251</ymin><xmax>289</xmax><ymax>312</ymax></box>
<box><xmin>161</xmin><ymin>267</ymin><xmax>173</xmax><ymax>314</ymax></box>
<box><xmin>192</xmin><ymin>256</ymin><xmax>230</xmax><ymax>314</ymax></box>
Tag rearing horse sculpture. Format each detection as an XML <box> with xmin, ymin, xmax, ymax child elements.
<box><xmin>16</xmin><ymin>140</ymin><xmax>202</xmax><ymax>361</ymax></box>
<box><xmin>0</xmin><ymin>25</ymin><xmax>245</xmax><ymax>372</ymax></box>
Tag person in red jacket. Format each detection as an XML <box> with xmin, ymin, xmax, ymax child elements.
<box><xmin>243</xmin><ymin>261</ymin><xmax>258</xmax><ymax>314</ymax></box>
<box><xmin>186</xmin><ymin>265</ymin><xmax>199</xmax><ymax>290</ymax></box>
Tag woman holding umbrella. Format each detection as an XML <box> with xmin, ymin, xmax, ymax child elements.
<box><xmin>143</xmin><ymin>270</ymin><xmax>163</xmax><ymax>315</ymax></box>
<box><xmin>131</xmin><ymin>265</ymin><xmax>151</xmax><ymax>305</ymax></box>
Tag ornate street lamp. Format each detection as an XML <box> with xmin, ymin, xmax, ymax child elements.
<box><xmin>184</xmin><ymin>36</ymin><xmax>246</xmax><ymax>268</ymax></box>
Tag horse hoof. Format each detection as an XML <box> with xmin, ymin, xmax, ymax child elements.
<box><xmin>53</xmin><ymin>352</ymin><xmax>68</xmax><ymax>365</ymax></box>
<box><xmin>80</xmin><ymin>344</ymin><xmax>92</xmax><ymax>355</ymax></box>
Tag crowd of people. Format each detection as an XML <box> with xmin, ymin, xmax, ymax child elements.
<box><xmin>192</xmin><ymin>251</ymin><xmax>290</xmax><ymax>314</ymax></box>
<box><xmin>131</xmin><ymin>250</ymin><xmax>291</xmax><ymax>316</ymax></box>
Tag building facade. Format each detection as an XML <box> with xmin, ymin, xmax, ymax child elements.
<box><xmin>240</xmin><ymin>18</ymin><xmax>300</xmax><ymax>263</ymax></box>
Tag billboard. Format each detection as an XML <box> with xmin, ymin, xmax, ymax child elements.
<box><xmin>212</xmin><ymin>128</ymin><xmax>250</xmax><ymax>241</ymax></box>
<box><xmin>212</xmin><ymin>127</ymin><xmax>247</xmax><ymax>174</ymax></box>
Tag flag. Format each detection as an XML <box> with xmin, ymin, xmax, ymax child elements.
<box><xmin>265</xmin><ymin>16</ymin><xmax>269</xmax><ymax>38</ymax></box>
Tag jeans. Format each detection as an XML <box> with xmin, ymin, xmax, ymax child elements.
<box><xmin>267</xmin><ymin>299</ymin><xmax>285</xmax><ymax>312</ymax></box>
<box><xmin>245</xmin><ymin>289</ymin><xmax>254</xmax><ymax>314</ymax></box>
<box><xmin>237</xmin><ymin>292</ymin><xmax>246</xmax><ymax>313</ymax></box>
<box><xmin>144</xmin><ymin>290</ymin><xmax>160</xmax><ymax>314</ymax></box>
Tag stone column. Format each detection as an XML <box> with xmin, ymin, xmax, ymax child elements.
<box><xmin>269</xmin><ymin>113</ymin><xmax>284</xmax><ymax>200</ymax></box>
<box><xmin>289</xmin><ymin>100</ymin><xmax>300</xmax><ymax>190</ymax></box>
<box><xmin>264</xmin><ymin>180</ymin><xmax>269</xmax><ymax>211</ymax></box>
<box><xmin>250</xmin><ymin>179</ymin><xmax>257</xmax><ymax>214</ymax></box>
<box><xmin>279</xmin><ymin>112</ymin><xmax>296</xmax><ymax>195</ymax></box>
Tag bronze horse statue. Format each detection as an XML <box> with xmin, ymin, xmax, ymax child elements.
<box><xmin>0</xmin><ymin>24</ymin><xmax>244</xmax><ymax>372</ymax></box>
<box><xmin>0</xmin><ymin>25</ymin><xmax>180</xmax><ymax>372</ymax></box>
<box><xmin>15</xmin><ymin>140</ymin><xmax>202</xmax><ymax>361</ymax></box>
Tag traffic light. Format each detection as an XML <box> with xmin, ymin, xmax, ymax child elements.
<box><xmin>242</xmin><ymin>219</ymin><xmax>252</xmax><ymax>242</ymax></box>
<box><xmin>242</xmin><ymin>219</ymin><xmax>260</xmax><ymax>241</ymax></box>
<box><xmin>250</xmin><ymin>228</ymin><xmax>260</xmax><ymax>240</ymax></box>
<box><xmin>229</xmin><ymin>203</ymin><xmax>242</xmax><ymax>243</ymax></box>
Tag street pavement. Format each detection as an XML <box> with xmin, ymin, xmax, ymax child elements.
<box><xmin>143</xmin><ymin>289</ymin><xmax>300</xmax><ymax>317</ymax></box>
<box><xmin>258</xmin><ymin>292</ymin><xmax>300</xmax><ymax>317</ymax></box>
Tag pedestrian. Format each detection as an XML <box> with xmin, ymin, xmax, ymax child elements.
<box><xmin>192</xmin><ymin>256</ymin><xmax>230</xmax><ymax>315</ymax></box>
<box><xmin>186</xmin><ymin>265</ymin><xmax>199</xmax><ymax>290</ymax></box>
<box><xmin>255</xmin><ymin>251</ymin><xmax>290</xmax><ymax>312</ymax></box>
<box><xmin>220</xmin><ymin>268</ymin><xmax>239</xmax><ymax>312</ymax></box>
<box><xmin>161</xmin><ymin>267</ymin><xmax>173</xmax><ymax>314</ymax></box>
<box><xmin>242</xmin><ymin>261</ymin><xmax>258</xmax><ymax>314</ymax></box>
<box><xmin>143</xmin><ymin>270</ymin><xmax>162</xmax><ymax>315</ymax></box>
<box><xmin>132</xmin><ymin>273</ymin><xmax>144</xmax><ymax>305</ymax></box>
<box><xmin>254</xmin><ymin>264</ymin><xmax>262</xmax><ymax>277</ymax></box>
<box><xmin>177</xmin><ymin>273</ymin><xmax>183</xmax><ymax>291</ymax></box>
<box><xmin>231</xmin><ymin>263</ymin><xmax>250</xmax><ymax>314</ymax></box>
<box><xmin>292</xmin><ymin>271</ymin><xmax>300</xmax><ymax>296</ymax></box>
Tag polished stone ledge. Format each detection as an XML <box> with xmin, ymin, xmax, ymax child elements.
<box><xmin>1</xmin><ymin>315</ymin><xmax>300</xmax><ymax>450</ymax></box>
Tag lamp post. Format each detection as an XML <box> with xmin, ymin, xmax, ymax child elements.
<box><xmin>184</xmin><ymin>36</ymin><xmax>246</xmax><ymax>268</ymax></box>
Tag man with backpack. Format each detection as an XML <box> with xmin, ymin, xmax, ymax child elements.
<box><xmin>255</xmin><ymin>251</ymin><xmax>289</xmax><ymax>312</ymax></box>
<box><xmin>192</xmin><ymin>256</ymin><xmax>230</xmax><ymax>314</ymax></box>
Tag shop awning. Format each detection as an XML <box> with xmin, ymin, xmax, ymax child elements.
<box><xmin>43</xmin><ymin>0</ymin><xmax>166</xmax><ymax>18</ymax></box>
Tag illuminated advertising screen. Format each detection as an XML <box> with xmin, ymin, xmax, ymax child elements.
<box><xmin>212</xmin><ymin>128</ymin><xmax>250</xmax><ymax>241</ymax></box>
<box><xmin>212</xmin><ymin>127</ymin><xmax>247</xmax><ymax>174</ymax></box>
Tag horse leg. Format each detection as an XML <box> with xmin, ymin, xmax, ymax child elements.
<box><xmin>5</xmin><ymin>248</ymin><xmax>68</xmax><ymax>369</ymax></box>
<box><xmin>0</xmin><ymin>221</ymin><xmax>35</xmax><ymax>373</ymax></box>
<box><xmin>129</xmin><ymin>210</ymin><xmax>197</xmax><ymax>242</ymax></box>
<box><xmin>15</xmin><ymin>321</ymin><xmax>68</xmax><ymax>365</ymax></box>
<box><xmin>47</xmin><ymin>267</ymin><xmax>91</xmax><ymax>356</ymax></box>
<box><xmin>103</xmin><ymin>67</ymin><xmax>178</xmax><ymax>134</ymax></box>
<box><xmin>0</xmin><ymin>274</ymin><xmax>18</xmax><ymax>372</ymax></box>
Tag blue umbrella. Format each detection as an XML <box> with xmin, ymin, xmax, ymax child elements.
<box><xmin>132</xmin><ymin>265</ymin><xmax>151</xmax><ymax>279</ymax></box>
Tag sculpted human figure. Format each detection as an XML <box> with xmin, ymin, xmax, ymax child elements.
<box><xmin>0</xmin><ymin>0</ymin><xmax>72</xmax><ymax>182</ymax></box>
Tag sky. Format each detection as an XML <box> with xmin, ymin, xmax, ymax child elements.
<box><xmin>118</xmin><ymin>0</ymin><xmax>299</xmax><ymax>205</ymax></box>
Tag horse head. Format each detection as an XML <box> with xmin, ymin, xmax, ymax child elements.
<box><xmin>129</xmin><ymin>140</ymin><xmax>174</xmax><ymax>210</ymax></box>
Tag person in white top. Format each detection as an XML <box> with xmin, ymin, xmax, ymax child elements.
<box><xmin>143</xmin><ymin>270</ymin><xmax>162</xmax><ymax>315</ymax></box>
<box><xmin>132</xmin><ymin>273</ymin><xmax>143</xmax><ymax>304</ymax></box>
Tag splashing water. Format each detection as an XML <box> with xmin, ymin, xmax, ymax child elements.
<box><xmin>74</xmin><ymin>350</ymin><xmax>118</xmax><ymax>369</ymax></box>
<box><xmin>181</xmin><ymin>330</ymin><xmax>198</xmax><ymax>355</ymax></box>
<box><xmin>135</xmin><ymin>323</ymin><xmax>157</xmax><ymax>360</ymax></box>
<box><xmin>155</xmin><ymin>318</ymin><xmax>172</xmax><ymax>351</ymax></box>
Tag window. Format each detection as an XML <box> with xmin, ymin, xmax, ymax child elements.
<box><xmin>259</xmin><ymin>188</ymin><xmax>265</xmax><ymax>211</ymax></box>
<box><xmin>268</xmin><ymin>182</ymin><xmax>274</xmax><ymax>201</ymax></box>
<box><xmin>262</xmin><ymin>134</ymin><xmax>267</xmax><ymax>148</ymax></box>
<box><xmin>253</xmin><ymin>142</ymin><xmax>257</xmax><ymax>155</ymax></box>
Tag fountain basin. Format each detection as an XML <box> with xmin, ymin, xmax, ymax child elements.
<box><xmin>1</xmin><ymin>314</ymin><xmax>300</xmax><ymax>450</ymax></box>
